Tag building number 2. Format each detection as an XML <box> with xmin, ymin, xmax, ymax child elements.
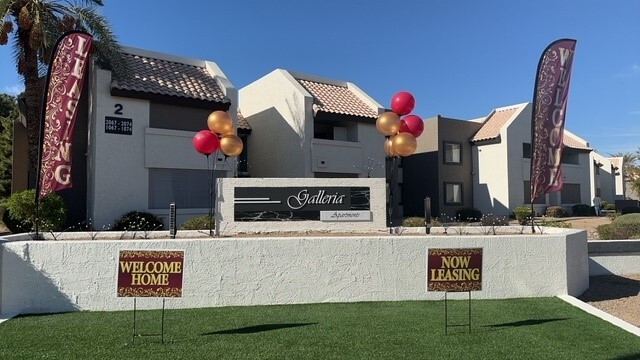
<box><xmin>114</xmin><ymin>104</ymin><xmax>123</xmax><ymax>115</ymax></box>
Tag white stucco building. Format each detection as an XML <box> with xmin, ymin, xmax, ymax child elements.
<box><xmin>239</xmin><ymin>69</ymin><xmax>386</xmax><ymax>179</ymax></box>
<box><xmin>467</xmin><ymin>102</ymin><xmax>621</xmax><ymax>216</ymax></box>
<box><xmin>84</xmin><ymin>47</ymin><xmax>248</xmax><ymax>228</ymax></box>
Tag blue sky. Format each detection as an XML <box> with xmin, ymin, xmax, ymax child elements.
<box><xmin>1</xmin><ymin>0</ymin><xmax>638</xmax><ymax>155</ymax></box>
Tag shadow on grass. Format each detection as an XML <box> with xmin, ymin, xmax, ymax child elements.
<box><xmin>202</xmin><ymin>322</ymin><xmax>317</xmax><ymax>335</ymax></box>
<box><xmin>484</xmin><ymin>318</ymin><xmax>570</xmax><ymax>328</ymax></box>
<box><xmin>612</xmin><ymin>355</ymin><xmax>640</xmax><ymax>360</ymax></box>
<box><xmin>579</xmin><ymin>275</ymin><xmax>640</xmax><ymax>302</ymax></box>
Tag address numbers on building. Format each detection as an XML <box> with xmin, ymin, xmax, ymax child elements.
<box><xmin>105</xmin><ymin>116</ymin><xmax>132</xmax><ymax>135</ymax></box>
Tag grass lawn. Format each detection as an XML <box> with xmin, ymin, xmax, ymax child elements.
<box><xmin>1</xmin><ymin>297</ymin><xmax>639</xmax><ymax>359</ymax></box>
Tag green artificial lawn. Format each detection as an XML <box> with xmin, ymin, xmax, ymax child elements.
<box><xmin>1</xmin><ymin>298</ymin><xmax>639</xmax><ymax>359</ymax></box>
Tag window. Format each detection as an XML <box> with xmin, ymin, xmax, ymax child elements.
<box><xmin>560</xmin><ymin>149</ymin><xmax>580</xmax><ymax>165</ymax></box>
<box><xmin>444</xmin><ymin>182</ymin><xmax>463</xmax><ymax>205</ymax></box>
<box><xmin>444</xmin><ymin>142</ymin><xmax>461</xmax><ymax>164</ymax></box>
<box><xmin>560</xmin><ymin>183</ymin><xmax>581</xmax><ymax>204</ymax></box>
<box><xmin>524</xmin><ymin>181</ymin><xmax>546</xmax><ymax>204</ymax></box>
<box><xmin>523</xmin><ymin>143</ymin><xmax>531</xmax><ymax>159</ymax></box>
<box><xmin>148</xmin><ymin>168</ymin><xmax>225</xmax><ymax>209</ymax></box>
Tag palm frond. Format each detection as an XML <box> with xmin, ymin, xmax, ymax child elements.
<box><xmin>0</xmin><ymin>0</ymin><xmax>14</xmax><ymax>20</ymax></box>
<box><xmin>72</xmin><ymin>6</ymin><xmax>128</xmax><ymax>78</ymax></box>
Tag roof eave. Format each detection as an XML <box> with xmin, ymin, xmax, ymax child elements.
<box><xmin>110</xmin><ymin>87</ymin><xmax>231</xmax><ymax>111</ymax></box>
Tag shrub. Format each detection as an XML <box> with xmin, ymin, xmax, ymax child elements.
<box><xmin>621</xmin><ymin>207</ymin><xmax>640</xmax><ymax>215</ymax></box>
<box><xmin>545</xmin><ymin>206</ymin><xmax>568</xmax><ymax>218</ymax></box>
<box><xmin>2</xmin><ymin>208</ymin><xmax>28</xmax><ymax>233</ymax></box>
<box><xmin>539</xmin><ymin>220</ymin><xmax>572</xmax><ymax>228</ymax></box>
<box><xmin>596</xmin><ymin>213</ymin><xmax>640</xmax><ymax>239</ymax></box>
<box><xmin>112</xmin><ymin>211</ymin><xmax>164</xmax><ymax>231</ymax></box>
<box><xmin>455</xmin><ymin>208</ymin><xmax>482</xmax><ymax>222</ymax></box>
<box><xmin>5</xmin><ymin>189</ymin><xmax>67</xmax><ymax>231</ymax></box>
<box><xmin>602</xmin><ymin>201</ymin><xmax>616</xmax><ymax>211</ymax></box>
<box><xmin>513</xmin><ymin>205</ymin><xmax>533</xmax><ymax>225</ymax></box>
<box><xmin>571</xmin><ymin>204</ymin><xmax>592</xmax><ymax>216</ymax></box>
<box><xmin>480</xmin><ymin>214</ymin><xmax>509</xmax><ymax>226</ymax></box>
<box><xmin>180</xmin><ymin>215</ymin><xmax>212</xmax><ymax>230</ymax></box>
<box><xmin>402</xmin><ymin>216</ymin><xmax>426</xmax><ymax>227</ymax></box>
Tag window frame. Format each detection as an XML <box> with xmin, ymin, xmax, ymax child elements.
<box><xmin>444</xmin><ymin>182</ymin><xmax>463</xmax><ymax>205</ymax></box>
<box><xmin>443</xmin><ymin>141</ymin><xmax>462</xmax><ymax>165</ymax></box>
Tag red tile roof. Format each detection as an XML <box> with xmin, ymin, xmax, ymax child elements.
<box><xmin>296</xmin><ymin>79</ymin><xmax>378</xmax><ymax>118</ymax></box>
<box><xmin>471</xmin><ymin>103</ymin><xmax>592</xmax><ymax>150</ymax></box>
<box><xmin>470</xmin><ymin>105</ymin><xmax>521</xmax><ymax>142</ymax></box>
<box><xmin>562</xmin><ymin>131</ymin><xmax>591</xmax><ymax>150</ymax></box>
<box><xmin>111</xmin><ymin>52</ymin><xmax>230</xmax><ymax>105</ymax></box>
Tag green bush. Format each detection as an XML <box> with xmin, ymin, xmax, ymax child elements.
<box><xmin>597</xmin><ymin>213</ymin><xmax>640</xmax><ymax>239</ymax></box>
<box><xmin>5</xmin><ymin>189</ymin><xmax>67</xmax><ymax>232</ymax></box>
<box><xmin>545</xmin><ymin>206</ymin><xmax>568</xmax><ymax>218</ymax></box>
<box><xmin>539</xmin><ymin>220</ymin><xmax>572</xmax><ymax>228</ymax></box>
<box><xmin>180</xmin><ymin>215</ymin><xmax>212</xmax><ymax>230</ymax></box>
<box><xmin>602</xmin><ymin>201</ymin><xmax>616</xmax><ymax>211</ymax></box>
<box><xmin>2</xmin><ymin>208</ymin><xmax>28</xmax><ymax>233</ymax></box>
<box><xmin>571</xmin><ymin>204</ymin><xmax>592</xmax><ymax>216</ymax></box>
<box><xmin>112</xmin><ymin>211</ymin><xmax>164</xmax><ymax>231</ymax></box>
<box><xmin>480</xmin><ymin>214</ymin><xmax>509</xmax><ymax>226</ymax></box>
<box><xmin>513</xmin><ymin>205</ymin><xmax>533</xmax><ymax>225</ymax></box>
<box><xmin>455</xmin><ymin>208</ymin><xmax>482</xmax><ymax>222</ymax></box>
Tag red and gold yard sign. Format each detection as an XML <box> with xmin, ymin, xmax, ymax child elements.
<box><xmin>117</xmin><ymin>250</ymin><xmax>184</xmax><ymax>297</ymax></box>
<box><xmin>427</xmin><ymin>248</ymin><xmax>482</xmax><ymax>292</ymax></box>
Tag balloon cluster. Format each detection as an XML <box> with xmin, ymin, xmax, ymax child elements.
<box><xmin>192</xmin><ymin>110</ymin><xmax>243</xmax><ymax>157</ymax></box>
<box><xmin>376</xmin><ymin>91</ymin><xmax>424</xmax><ymax>157</ymax></box>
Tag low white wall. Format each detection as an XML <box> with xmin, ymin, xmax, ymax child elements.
<box><xmin>588</xmin><ymin>240</ymin><xmax>640</xmax><ymax>276</ymax></box>
<box><xmin>0</xmin><ymin>228</ymin><xmax>588</xmax><ymax>315</ymax></box>
<box><xmin>215</xmin><ymin>178</ymin><xmax>387</xmax><ymax>235</ymax></box>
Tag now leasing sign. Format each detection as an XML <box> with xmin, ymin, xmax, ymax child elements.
<box><xmin>427</xmin><ymin>248</ymin><xmax>483</xmax><ymax>292</ymax></box>
<box><xmin>117</xmin><ymin>250</ymin><xmax>184</xmax><ymax>297</ymax></box>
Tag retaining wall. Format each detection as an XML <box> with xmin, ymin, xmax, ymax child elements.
<box><xmin>588</xmin><ymin>240</ymin><xmax>640</xmax><ymax>276</ymax></box>
<box><xmin>0</xmin><ymin>228</ymin><xmax>588</xmax><ymax>315</ymax></box>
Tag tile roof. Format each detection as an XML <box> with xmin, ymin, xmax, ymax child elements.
<box><xmin>471</xmin><ymin>103</ymin><xmax>592</xmax><ymax>150</ymax></box>
<box><xmin>236</xmin><ymin>109</ymin><xmax>250</xmax><ymax>130</ymax></box>
<box><xmin>562</xmin><ymin>131</ymin><xmax>591</xmax><ymax>150</ymax></box>
<box><xmin>470</xmin><ymin>105</ymin><xmax>521</xmax><ymax>142</ymax></box>
<box><xmin>296</xmin><ymin>79</ymin><xmax>378</xmax><ymax>118</ymax></box>
<box><xmin>111</xmin><ymin>52</ymin><xmax>230</xmax><ymax>105</ymax></box>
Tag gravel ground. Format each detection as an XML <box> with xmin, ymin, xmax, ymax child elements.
<box><xmin>579</xmin><ymin>274</ymin><xmax>640</xmax><ymax>328</ymax></box>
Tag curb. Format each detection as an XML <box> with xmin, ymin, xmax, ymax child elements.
<box><xmin>558</xmin><ymin>295</ymin><xmax>640</xmax><ymax>337</ymax></box>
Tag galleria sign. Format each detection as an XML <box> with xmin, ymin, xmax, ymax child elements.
<box><xmin>234</xmin><ymin>186</ymin><xmax>370</xmax><ymax>222</ymax></box>
<box><xmin>287</xmin><ymin>189</ymin><xmax>346</xmax><ymax>210</ymax></box>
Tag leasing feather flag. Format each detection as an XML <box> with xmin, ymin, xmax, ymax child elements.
<box><xmin>37</xmin><ymin>31</ymin><xmax>93</xmax><ymax>200</ymax></box>
<box><xmin>530</xmin><ymin>39</ymin><xmax>577</xmax><ymax>202</ymax></box>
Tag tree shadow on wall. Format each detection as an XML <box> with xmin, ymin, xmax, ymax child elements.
<box><xmin>578</xmin><ymin>275</ymin><xmax>640</xmax><ymax>302</ymax></box>
<box><xmin>2</xmin><ymin>245</ymin><xmax>79</xmax><ymax>315</ymax></box>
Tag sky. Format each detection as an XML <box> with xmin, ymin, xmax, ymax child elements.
<box><xmin>1</xmin><ymin>0</ymin><xmax>639</xmax><ymax>155</ymax></box>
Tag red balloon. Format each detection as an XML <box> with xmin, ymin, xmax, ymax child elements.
<box><xmin>399</xmin><ymin>114</ymin><xmax>424</xmax><ymax>137</ymax></box>
<box><xmin>193</xmin><ymin>130</ymin><xmax>220</xmax><ymax>155</ymax></box>
<box><xmin>390</xmin><ymin>91</ymin><xmax>415</xmax><ymax>115</ymax></box>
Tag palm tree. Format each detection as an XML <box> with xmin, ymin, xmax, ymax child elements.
<box><xmin>0</xmin><ymin>0</ymin><xmax>127</xmax><ymax>183</ymax></box>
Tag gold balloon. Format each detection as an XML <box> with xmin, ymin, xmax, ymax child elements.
<box><xmin>391</xmin><ymin>132</ymin><xmax>417</xmax><ymax>157</ymax></box>
<box><xmin>207</xmin><ymin>110</ymin><xmax>234</xmax><ymax>135</ymax></box>
<box><xmin>219</xmin><ymin>134</ymin><xmax>243</xmax><ymax>156</ymax></box>
<box><xmin>375</xmin><ymin>111</ymin><xmax>400</xmax><ymax>136</ymax></box>
<box><xmin>384</xmin><ymin>137</ymin><xmax>398</xmax><ymax>157</ymax></box>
